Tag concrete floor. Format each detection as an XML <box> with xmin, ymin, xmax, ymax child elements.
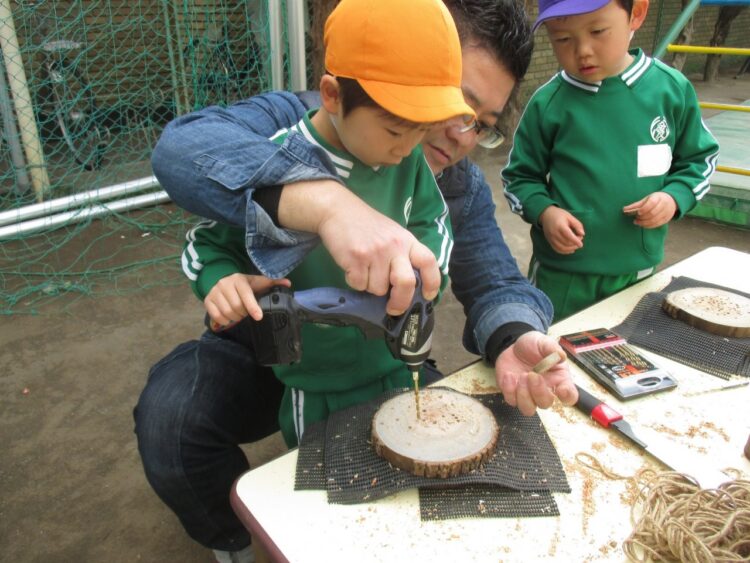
<box><xmin>1</xmin><ymin>74</ymin><xmax>748</xmax><ymax>563</ymax></box>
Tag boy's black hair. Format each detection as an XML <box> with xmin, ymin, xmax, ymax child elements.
<box><xmin>617</xmin><ymin>0</ymin><xmax>635</xmax><ymax>14</ymax></box>
<box><xmin>336</xmin><ymin>76</ymin><xmax>431</xmax><ymax>127</ymax></box>
<box><xmin>337</xmin><ymin>76</ymin><xmax>379</xmax><ymax>115</ymax></box>
<box><xmin>443</xmin><ymin>0</ymin><xmax>534</xmax><ymax>82</ymax></box>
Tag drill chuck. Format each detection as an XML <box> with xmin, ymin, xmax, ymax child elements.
<box><xmin>392</xmin><ymin>301</ymin><xmax>434</xmax><ymax>370</ymax></box>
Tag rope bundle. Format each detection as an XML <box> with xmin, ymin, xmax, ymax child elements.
<box><xmin>575</xmin><ymin>453</ymin><xmax>750</xmax><ymax>562</ymax></box>
<box><xmin>623</xmin><ymin>470</ymin><xmax>750</xmax><ymax>562</ymax></box>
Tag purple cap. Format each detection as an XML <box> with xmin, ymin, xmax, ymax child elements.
<box><xmin>533</xmin><ymin>0</ymin><xmax>611</xmax><ymax>30</ymax></box>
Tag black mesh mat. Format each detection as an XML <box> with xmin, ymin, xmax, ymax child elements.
<box><xmin>295</xmin><ymin>419</ymin><xmax>327</xmax><ymax>490</ymax></box>
<box><xmin>419</xmin><ymin>486</ymin><xmax>559</xmax><ymax>520</ymax></box>
<box><xmin>295</xmin><ymin>388</ymin><xmax>569</xmax><ymax>519</ymax></box>
<box><xmin>612</xmin><ymin>277</ymin><xmax>750</xmax><ymax>380</ymax></box>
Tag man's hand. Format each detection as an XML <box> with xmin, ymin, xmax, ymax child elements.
<box><xmin>539</xmin><ymin>206</ymin><xmax>585</xmax><ymax>254</ymax></box>
<box><xmin>318</xmin><ymin>202</ymin><xmax>440</xmax><ymax>315</ymax></box>
<box><xmin>496</xmin><ymin>331</ymin><xmax>578</xmax><ymax>416</ymax></box>
<box><xmin>623</xmin><ymin>192</ymin><xmax>677</xmax><ymax>228</ymax></box>
<box><xmin>281</xmin><ymin>181</ymin><xmax>440</xmax><ymax>315</ymax></box>
<box><xmin>204</xmin><ymin>274</ymin><xmax>291</xmax><ymax>328</ymax></box>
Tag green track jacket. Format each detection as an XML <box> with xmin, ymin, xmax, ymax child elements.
<box><xmin>182</xmin><ymin>110</ymin><xmax>452</xmax><ymax>394</ymax></box>
<box><xmin>502</xmin><ymin>49</ymin><xmax>719</xmax><ymax>275</ymax></box>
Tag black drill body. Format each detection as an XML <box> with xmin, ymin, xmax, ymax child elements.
<box><xmin>248</xmin><ymin>279</ymin><xmax>434</xmax><ymax>373</ymax></box>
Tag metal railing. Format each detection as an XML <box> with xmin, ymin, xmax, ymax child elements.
<box><xmin>656</xmin><ymin>12</ymin><xmax>750</xmax><ymax>178</ymax></box>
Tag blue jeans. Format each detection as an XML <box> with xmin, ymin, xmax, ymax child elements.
<box><xmin>134</xmin><ymin>318</ymin><xmax>446</xmax><ymax>550</ymax></box>
<box><xmin>133</xmin><ymin>320</ymin><xmax>284</xmax><ymax>551</ymax></box>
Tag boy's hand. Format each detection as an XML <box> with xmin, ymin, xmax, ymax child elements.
<box><xmin>496</xmin><ymin>332</ymin><xmax>578</xmax><ymax>416</ymax></box>
<box><xmin>204</xmin><ymin>274</ymin><xmax>291</xmax><ymax>329</ymax></box>
<box><xmin>623</xmin><ymin>193</ymin><xmax>677</xmax><ymax>228</ymax></box>
<box><xmin>539</xmin><ymin>206</ymin><xmax>585</xmax><ymax>254</ymax></box>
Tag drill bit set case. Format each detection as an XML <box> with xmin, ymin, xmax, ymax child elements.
<box><xmin>559</xmin><ymin>328</ymin><xmax>677</xmax><ymax>400</ymax></box>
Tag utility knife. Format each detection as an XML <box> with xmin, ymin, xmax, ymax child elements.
<box><xmin>574</xmin><ymin>384</ymin><xmax>729</xmax><ymax>489</ymax></box>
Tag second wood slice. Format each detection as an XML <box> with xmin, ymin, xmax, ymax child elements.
<box><xmin>662</xmin><ymin>287</ymin><xmax>750</xmax><ymax>337</ymax></box>
<box><xmin>371</xmin><ymin>388</ymin><xmax>499</xmax><ymax>478</ymax></box>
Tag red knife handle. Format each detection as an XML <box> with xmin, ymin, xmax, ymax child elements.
<box><xmin>574</xmin><ymin>384</ymin><xmax>623</xmax><ymax>428</ymax></box>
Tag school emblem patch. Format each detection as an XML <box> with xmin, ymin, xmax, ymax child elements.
<box><xmin>650</xmin><ymin>116</ymin><xmax>669</xmax><ymax>142</ymax></box>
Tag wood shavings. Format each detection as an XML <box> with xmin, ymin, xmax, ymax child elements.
<box><xmin>468</xmin><ymin>379</ymin><xmax>499</xmax><ymax>394</ymax></box>
<box><xmin>580</xmin><ymin>475</ymin><xmax>596</xmax><ymax>535</ymax></box>
<box><xmin>547</xmin><ymin>530</ymin><xmax>560</xmax><ymax>556</ymax></box>
<box><xmin>550</xmin><ymin>398</ymin><xmax>578</xmax><ymax>424</ymax></box>
<box><xmin>650</xmin><ymin>421</ymin><xmax>730</xmax><ymax>443</ymax></box>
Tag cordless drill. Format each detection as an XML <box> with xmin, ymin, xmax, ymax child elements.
<box><xmin>248</xmin><ymin>275</ymin><xmax>435</xmax><ymax>378</ymax></box>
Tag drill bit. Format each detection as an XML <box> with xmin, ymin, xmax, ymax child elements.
<box><xmin>683</xmin><ymin>380</ymin><xmax>748</xmax><ymax>397</ymax></box>
<box><xmin>411</xmin><ymin>369</ymin><xmax>421</xmax><ymax>420</ymax></box>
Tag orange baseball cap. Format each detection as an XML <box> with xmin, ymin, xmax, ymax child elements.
<box><xmin>324</xmin><ymin>0</ymin><xmax>475</xmax><ymax>124</ymax></box>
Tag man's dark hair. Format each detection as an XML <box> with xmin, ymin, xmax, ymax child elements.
<box><xmin>443</xmin><ymin>0</ymin><xmax>534</xmax><ymax>82</ymax></box>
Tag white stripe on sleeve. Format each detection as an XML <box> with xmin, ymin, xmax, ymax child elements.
<box><xmin>181</xmin><ymin>220</ymin><xmax>217</xmax><ymax>281</ymax></box>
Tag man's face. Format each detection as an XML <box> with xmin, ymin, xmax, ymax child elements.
<box><xmin>545</xmin><ymin>0</ymin><xmax>635</xmax><ymax>83</ymax></box>
<box><xmin>421</xmin><ymin>46</ymin><xmax>516</xmax><ymax>175</ymax></box>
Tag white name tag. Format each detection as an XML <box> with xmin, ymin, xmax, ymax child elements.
<box><xmin>637</xmin><ymin>144</ymin><xmax>672</xmax><ymax>177</ymax></box>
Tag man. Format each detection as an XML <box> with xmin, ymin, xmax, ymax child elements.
<box><xmin>138</xmin><ymin>1</ymin><xmax>578</xmax><ymax>560</ymax></box>
<box><xmin>151</xmin><ymin>0</ymin><xmax>578</xmax><ymax>413</ymax></box>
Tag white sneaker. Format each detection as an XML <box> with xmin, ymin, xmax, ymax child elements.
<box><xmin>213</xmin><ymin>545</ymin><xmax>255</xmax><ymax>563</ymax></box>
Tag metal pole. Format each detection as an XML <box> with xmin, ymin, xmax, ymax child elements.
<box><xmin>268</xmin><ymin>0</ymin><xmax>284</xmax><ymax>90</ymax></box>
<box><xmin>0</xmin><ymin>46</ymin><xmax>31</xmax><ymax>195</ymax></box>
<box><xmin>0</xmin><ymin>0</ymin><xmax>51</xmax><ymax>200</ymax></box>
<box><xmin>171</xmin><ymin>0</ymin><xmax>191</xmax><ymax>113</ymax></box>
<box><xmin>716</xmin><ymin>165</ymin><xmax>750</xmax><ymax>177</ymax></box>
<box><xmin>0</xmin><ymin>190</ymin><xmax>171</xmax><ymax>240</ymax></box>
<box><xmin>160</xmin><ymin>0</ymin><xmax>183</xmax><ymax>116</ymax></box>
<box><xmin>667</xmin><ymin>45</ymin><xmax>750</xmax><ymax>56</ymax></box>
<box><xmin>653</xmin><ymin>0</ymin><xmax>702</xmax><ymax>59</ymax></box>
<box><xmin>287</xmin><ymin>0</ymin><xmax>307</xmax><ymax>91</ymax></box>
<box><xmin>699</xmin><ymin>102</ymin><xmax>750</xmax><ymax>113</ymax></box>
<box><xmin>0</xmin><ymin>175</ymin><xmax>160</xmax><ymax>227</ymax></box>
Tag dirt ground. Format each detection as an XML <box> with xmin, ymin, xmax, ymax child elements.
<box><xmin>1</xmin><ymin>74</ymin><xmax>748</xmax><ymax>563</ymax></box>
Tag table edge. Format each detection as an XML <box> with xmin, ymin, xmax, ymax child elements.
<box><xmin>230</xmin><ymin>478</ymin><xmax>290</xmax><ymax>563</ymax></box>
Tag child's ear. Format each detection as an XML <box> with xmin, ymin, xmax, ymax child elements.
<box><xmin>319</xmin><ymin>75</ymin><xmax>342</xmax><ymax>114</ymax></box>
<box><xmin>629</xmin><ymin>0</ymin><xmax>649</xmax><ymax>32</ymax></box>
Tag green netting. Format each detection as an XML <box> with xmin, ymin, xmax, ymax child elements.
<box><xmin>0</xmin><ymin>0</ymin><xmax>304</xmax><ymax>315</ymax></box>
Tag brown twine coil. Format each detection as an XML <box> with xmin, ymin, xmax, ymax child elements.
<box><xmin>575</xmin><ymin>454</ymin><xmax>750</xmax><ymax>562</ymax></box>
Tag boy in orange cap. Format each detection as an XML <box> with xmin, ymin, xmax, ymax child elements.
<box><xmin>183</xmin><ymin>0</ymin><xmax>475</xmax><ymax>454</ymax></box>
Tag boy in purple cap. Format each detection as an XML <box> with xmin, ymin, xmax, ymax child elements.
<box><xmin>502</xmin><ymin>0</ymin><xmax>719</xmax><ymax>320</ymax></box>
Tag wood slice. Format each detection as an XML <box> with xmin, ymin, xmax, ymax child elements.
<box><xmin>371</xmin><ymin>388</ymin><xmax>499</xmax><ymax>478</ymax></box>
<box><xmin>662</xmin><ymin>287</ymin><xmax>750</xmax><ymax>338</ymax></box>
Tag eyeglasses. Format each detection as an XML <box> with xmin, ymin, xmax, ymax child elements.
<box><xmin>458</xmin><ymin>120</ymin><xmax>505</xmax><ymax>149</ymax></box>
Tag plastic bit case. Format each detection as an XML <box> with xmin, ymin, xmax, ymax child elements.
<box><xmin>559</xmin><ymin>328</ymin><xmax>677</xmax><ymax>400</ymax></box>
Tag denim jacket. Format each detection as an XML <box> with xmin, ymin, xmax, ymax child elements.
<box><xmin>152</xmin><ymin>91</ymin><xmax>553</xmax><ymax>362</ymax></box>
